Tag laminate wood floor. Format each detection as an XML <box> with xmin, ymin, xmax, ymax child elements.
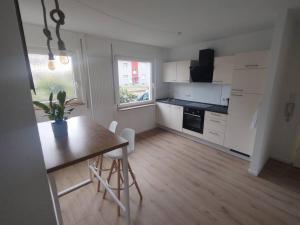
<box><xmin>53</xmin><ymin>129</ymin><xmax>300</xmax><ymax>225</ymax></box>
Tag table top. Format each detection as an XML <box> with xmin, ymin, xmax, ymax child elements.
<box><xmin>38</xmin><ymin>116</ymin><xmax>128</xmax><ymax>173</ymax></box>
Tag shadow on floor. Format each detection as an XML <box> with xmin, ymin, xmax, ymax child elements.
<box><xmin>259</xmin><ymin>159</ymin><xmax>300</xmax><ymax>194</ymax></box>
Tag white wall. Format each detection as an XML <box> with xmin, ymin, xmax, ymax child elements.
<box><xmin>169</xmin><ymin>83</ymin><xmax>231</xmax><ymax>105</ymax></box>
<box><xmin>266</xmin><ymin>9</ymin><xmax>300</xmax><ymax>164</ymax></box>
<box><xmin>0</xmin><ymin>2</ymin><xmax>57</xmax><ymax>225</ymax></box>
<box><xmin>166</xmin><ymin>29</ymin><xmax>273</xmax><ymax>106</ymax></box>
<box><xmin>85</xmin><ymin>35</ymin><xmax>169</xmax><ymax>133</ymax></box>
<box><xmin>23</xmin><ymin>23</ymin><xmax>169</xmax><ymax>132</ymax></box>
<box><xmin>249</xmin><ymin>10</ymin><xmax>291</xmax><ymax>175</ymax></box>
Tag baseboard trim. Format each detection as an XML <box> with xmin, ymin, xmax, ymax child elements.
<box><xmin>248</xmin><ymin>167</ymin><xmax>259</xmax><ymax>176</ymax></box>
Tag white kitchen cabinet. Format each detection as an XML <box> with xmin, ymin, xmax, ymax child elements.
<box><xmin>224</xmin><ymin>114</ymin><xmax>257</xmax><ymax>156</ymax></box>
<box><xmin>228</xmin><ymin>93</ymin><xmax>262</xmax><ymax>118</ymax></box>
<box><xmin>176</xmin><ymin>61</ymin><xmax>190</xmax><ymax>82</ymax></box>
<box><xmin>231</xmin><ymin>68</ymin><xmax>266</xmax><ymax>94</ymax></box>
<box><xmin>170</xmin><ymin>105</ymin><xmax>184</xmax><ymax>131</ymax></box>
<box><xmin>163</xmin><ymin>61</ymin><xmax>190</xmax><ymax>83</ymax></box>
<box><xmin>224</xmin><ymin>93</ymin><xmax>262</xmax><ymax>156</ymax></box>
<box><xmin>156</xmin><ymin>102</ymin><xmax>171</xmax><ymax>127</ymax></box>
<box><xmin>203</xmin><ymin>111</ymin><xmax>227</xmax><ymax>145</ymax></box>
<box><xmin>204</xmin><ymin>129</ymin><xmax>226</xmax><ymax>146</ymax></box>
<box><xmin>213</xmin><ymin>56</ymin><xmax>234</xmax><ymax>84</ymax></box>
<box><xmin>163</xmin><ymin>62</ymin><xmax>177</xmax><ymax>82</ymax></box>
<box><xmin>234</xmin><ymin>50</ymin><xmax>269</xmax><ymax>70</ymax></box>
<box><xmin>156</xmin><ymin>102</ymin><xmax>183</xmax><ymax>132</ymax></box>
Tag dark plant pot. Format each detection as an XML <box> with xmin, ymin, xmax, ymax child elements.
<box><xmin>51</xmin><ymin>120</ymin><xmax>68</xmax><ymax>137</ymax></box>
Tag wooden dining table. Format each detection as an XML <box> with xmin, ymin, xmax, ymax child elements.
<box><xmin>38</xmin><ymin>116</ymin><xmax>131</xmax><ymax>225</ymax></box>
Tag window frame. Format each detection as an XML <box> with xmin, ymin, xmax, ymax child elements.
<box><xmin>28</xmin><ymin>47</ymin><xmax>84</xmax><ymax>103</ymax></box>
<box><xmin>113</xmin><ymin>55</ymin><xmax>155</xmax><ymax>109</ymax></box>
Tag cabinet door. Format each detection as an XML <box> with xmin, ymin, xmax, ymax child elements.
<box><xmin>163</xmin><ymin>62</ymin><xmax>177</xmax><ymax>82</ymax></box>
<box><xmin>231</xmin><ymin>68</ymin><xmax>266</xmax><ymax>94</ymax></box>
<box><xmin>156</xmin><ymin>103</ymin><xmax>170</xmax><ymax>127</ymax></box>
<box><xmin>176</xmin><ymin>61</ymin><xmax>190</xmax><ymax>82</ymax></box>
<box><xmin>224</xmin><ymin>94</ymin><xmax>262</xmax><ymax>156</ymax></box>
<box><xmin>204</xmin><ymin>129</ymin><xmax>225</xmax><ymax>146</ymax></box>
<box><xmin>234</xmin><ymin>51</ymin><xmax>269</xmax><ymax>69</ymax></box>
<box><xmin>213</xmin><ymin>56</ymin><xmax>234</xmax><ymax>84</ymax></box>
<box><xmin>170</xmin><ymin>105</ymin><xmax>183</xmax><ymax>131</ymax></box>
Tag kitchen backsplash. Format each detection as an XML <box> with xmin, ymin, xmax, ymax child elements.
<box><xmin>169</xmin><ymin>83</ymin><xmax>231</xmax><ymax>106</ymax></box>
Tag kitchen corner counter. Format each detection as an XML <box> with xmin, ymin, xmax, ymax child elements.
<box><xmin>156</xmin><ymin>98</ymin><xmax>228</xmax><ymax>114</ymax></box>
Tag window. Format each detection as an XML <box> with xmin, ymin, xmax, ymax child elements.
<box><xmin>28</xmin><ymin>53</ymin><xmax>77</xmax><ymax>102</ymax></box>
<box><xmin>115</xmin><ymin>57</ymin><xmax>154</xmax><ymax>108</ymax></box>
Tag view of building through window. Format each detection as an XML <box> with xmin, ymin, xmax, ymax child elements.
<box><xmin>117</xmin><ymin>60</ymin><xmax>152</xmax><ymax>105</ymax></box>
<box><xmin>28</xmin><ymin>53</ymin><xmax>77</xmax><ymax>102</ymax></box>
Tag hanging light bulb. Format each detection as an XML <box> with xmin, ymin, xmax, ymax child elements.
<box><xmin>48</xmin><ymin>59</ymin><xmax>56</xmax><ymax>70</ymax></box>
<box><xmin>59</xmin><ymin>50</ymin><xmax>69</xmax><ymax>64</ymax></box>
<box><xmin>41</xmin><ymin>0</ymin><xmax>55</xmax><ymax>71</ymax></box>
<box><xmin>48</xmin><ymin>52</ymin><xmax>55</xmax><ymax>70</ymax></box>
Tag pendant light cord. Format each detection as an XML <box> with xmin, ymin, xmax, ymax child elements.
<box><xmin>50</xmin><ymin>0</ymin><xmax>66</xmax><ymax>51</ymax></box>
<box><xmin>41</xmin><ymin>0</ymin><xmax>54</xmax><ymax>59</ymax></box>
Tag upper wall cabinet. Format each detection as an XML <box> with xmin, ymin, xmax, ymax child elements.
<box><xmin>163</xmin><ymin>61</ymin><xmax>190</xmax><ymax>83</ymax></box>
<box><xmin>176</xmin><ymin>61</ymin><xmax>191</xmax><ymax>82</ymax></box>
<box><xmin>163</xmin><ymin>62</ymin><xmax>177</xmax><ymax>82</ymax></box>
<box><xmin>234</xmin><ymin>50</ymin><xmax>269</xmax><ymax>70</ymax></box>
<box><xmin>213</xmin><ymin>56</ymin><xmax>234</xmax><ymax>84</ymax></box>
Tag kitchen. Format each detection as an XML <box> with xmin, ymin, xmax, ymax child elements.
<box><xmin>157</xmin><ymin>49</ymin><xmax>268</xmax><ymax>159</ymax></box>
<box><xmin>3</xmin><ymin>1</ymin><xmax>300</xmax><ymax>225</ymax></box>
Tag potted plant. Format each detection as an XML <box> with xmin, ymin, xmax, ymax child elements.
<box><xmin>33</xmin><ymin>91</ymin><xmax>75</xmax><ymax>137</ymax></box>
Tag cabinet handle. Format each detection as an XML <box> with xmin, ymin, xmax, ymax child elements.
<box><xmin>213</xmin><ymin>80</ymin><xmax>223</xmax><ymax>84</ymax></box>
<box><xmin>210</xmin><ymin>119</ymin><xmax>220</xmax><ymax>123</ymax></box>
<box><xmin>209</xmin><ymin>131</ymin><xmax>219</xmax><ymax>136</ymax></box>
<box><xmin>210</xmin><ymin>112</ymin><xmax>221</xmax><ymax>117</ymax></box>
<box><xmin>184</xmin><ymin>112</ymin><xmax>201</xmax><ymax>118</ymax></box>
<box><xmin>245</xmin><ymin>64</ymin><xmax>259</xmax><ymax>68</ymax></box>
<box><xmin>232</xmin><ymin>93</ymin><xmax>243</xmax><ymax>97</ymax></box>
<box><xmin>232</xmin><ymin>89</ymin><xmax>243</xmax><ymax>92</ymax></box>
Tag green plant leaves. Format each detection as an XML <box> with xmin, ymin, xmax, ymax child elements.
<box><xmin>33</xmin><ymin>101</ymin><xmax>50</xmax><ymax>113</ymax></box>
<box><xmin>57</xmin><ymin>91</ymin><xmax>66</xmax><ymax>106</ymax></box>
<box><xmin>49</xmin><ymin>92</ymin><xmax>53</xmax><ymax>109</ymax></box>
<box><xmin>33</xmin><ymin>90</ymin><xmax>74</xmax><ymax>122</ymax></box>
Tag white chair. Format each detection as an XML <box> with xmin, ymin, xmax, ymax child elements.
<box><xmin>96</xmin><ymin>121</ymin><xmax>118</xmax><ymax>191</ymax></box>
<box><xmin>102</xmin><ymin>128</ymin><xmax>142</xmax><ymax>216</ymax></box>
<box><xmin>108</xmin><ymin>121</ymin><xmax>118</xmax><ymax>133</ymax></box>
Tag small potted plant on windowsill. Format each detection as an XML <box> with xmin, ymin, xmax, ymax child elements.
<box><xmin>33</xmin><ymin>91</ymin><xmax>75</xmax><ymax>137</ymax></box>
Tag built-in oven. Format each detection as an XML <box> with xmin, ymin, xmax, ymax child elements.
<box><xmin>182</xmin><ymin>107</ymin><xmax>205</xmax><ymax>134</ymax></box>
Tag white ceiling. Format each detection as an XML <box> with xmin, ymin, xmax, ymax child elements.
<box><xmin>19</xmin><ymin>0</ymin><xmax>300</xmax><ymax>48</ymax></box>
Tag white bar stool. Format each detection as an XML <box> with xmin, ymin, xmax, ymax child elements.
<box><xmin>101</xmin><ymin>128</ymin><xmax>142</xmax><ymax>216</ymax></box>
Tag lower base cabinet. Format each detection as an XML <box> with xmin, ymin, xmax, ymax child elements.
<box><xmin>203</xmin><ymin>111</ymin><xmax>227</xmax><ymax>146</ymax></box>
<box><xmin>203</xmin><ymin>129</ymin><xmax>225</xmax><ymax>146</ymax></box>
<box><xmin>156</xmin><ymin>102</ymin><xmax>183</xmax><ymax>132</ymax></box>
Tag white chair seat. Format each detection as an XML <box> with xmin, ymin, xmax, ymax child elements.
<box><xmin>104</xmin><ymin>128</ymin><xmax>135</xmax><ymax>160</ymax></box>
<box><xmin>104</xmin><ymin>148</ymin><xmax>134</xmax><ymax>159</ymax></box>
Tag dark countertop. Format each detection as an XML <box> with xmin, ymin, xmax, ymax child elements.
<box><xmin>156</xmin><ymin>98</ymin><xmax>228</xmax><ymax>114</ymax></box>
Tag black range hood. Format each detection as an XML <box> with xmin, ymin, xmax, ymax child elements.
<box><xmin>190</xmin><ymin>49</ymin><xmax>214</xmax><ymax>82</ymax></box>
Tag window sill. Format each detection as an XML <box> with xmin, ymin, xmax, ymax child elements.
<box><xmin>33</xmin><ymin>100</ymin><xmax>85</xmax><ymax>111</ymax></box>
<box><xmin>118</xmin><ymin>103</ymin><xmax>156</xmax><ymax>111</ymax></box>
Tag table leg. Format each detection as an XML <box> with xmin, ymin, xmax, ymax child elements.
<box><xmin>122</xmin><ymin>146</ymin><xmax>131</xmax><ymax>225</ymax></box>
<box><xmin>48</xmin><ymin>173</ymin><xmax>64</xmax><ymax>225</ymax></box>
<box><xmin>88</xmin><ymin>159</ymin><xmax>93</xmax><ymax>181</ymax></box>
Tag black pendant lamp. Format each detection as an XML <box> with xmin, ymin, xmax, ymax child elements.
<box><xmin>50</xmin><ymin>0</ymin><xmax>69</xmax><ymax>65</ymax></box>
<box><xmin>41</xmin><ymin>0</ymin><xmax>68</xmax><ymax>71</ymax></box>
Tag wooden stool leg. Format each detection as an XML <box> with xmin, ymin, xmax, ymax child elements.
<box><xmin>97</xmin><ymin>155</ymin><xmax>103</xmax><ymax>192</ymax></box>
<box><xmin>103</xmin><ymin>160</ymin><xmax>116</xmax><ymax>199</ymax></box>
<box><xmin>128</xmin><ymin>162</ymin><xmax>143</xmax><ymax>200</ymax></box>
<box><xmin>117</xmin><ymin>159</ymin><xmax>121</xmax><ymax>216</ymax></box>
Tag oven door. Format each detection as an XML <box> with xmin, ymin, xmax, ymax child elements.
<box><xmin>183</xmin><ymin>112</ymin><xmax>204</xmax><ymax>134</ymax></box>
